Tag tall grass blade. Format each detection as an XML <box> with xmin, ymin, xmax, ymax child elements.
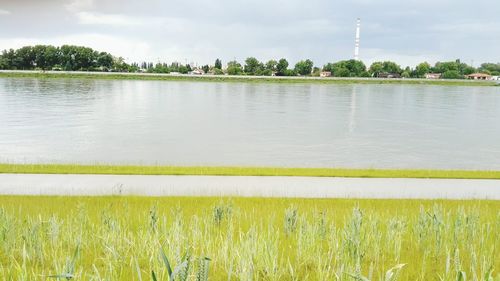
<box><xmin>385</xmin><ymin>263</ymin><xmax>406</xmax><ymax>281</ymax></box>
<box><xmin>160</xmin><ymin>247</ymin><xmax>173</xmax><ymax>278</ymax></box>
<box><xmin>135</xmin><ymin>259</ymin><xmax>143</xmax><ymax>281</ymax></box>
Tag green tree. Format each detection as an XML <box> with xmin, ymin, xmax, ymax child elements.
<box><xmin>214</xmin><ymin>59</ymin><xmax>222</xmax><ymax>70</ymax></box>
<box><xmin>1</xmin><ymin>45</ymin><xmax>136</xmax><ymax>72</ymax></box>
<box><xmin>368</xmin><ymin>62</ymin><xmax>383</xmax><ymax>76</ymax></box>
<box><xmin>32</xmin><ymin>45</ymin><xmax>60</xmax><ymax>70</ymax></box>
<box><xmin>169</xmin><ymin>62</ymin><xmax>179</xmax><ymax>72</ymax></box>
<box><xmin>415</xmin><ymin>62</ymin><xmax>431</xmax><ymax>78</ymax></box>
<box><xmin>381</xmin><ymin>61</ymin><xmax>402</xmax><ymax>74</ymax></box>
<box><xmin>461</xmin><ymin>65</ymin><xmax>476</xmax><ymax>75</ymax></box>
<box><xmin>128</xmin><ymin>62</ymin><xmax>139</xmax><ymax>72</ymax></box>
<box><xmin>15</xmin><ymin>46</ymin><xmax>35</xmax><ymax>69</ymax></box>
<box><xmin>433</xmin><ymin>61</ymin><xmax>459</xmax><ymax>73</ymax></box>
<box><xmin>60</xmin><ymin>45</ymin><xmax>77</xmax><ymax>70</ymax></box>
<box><xmin>369</xmin><ymin>61</ymin><xmax>402</xmax><ymax>76</ymax></box>
<box><xmin>112</xmin><ymin>57</ymin><xmax>129</xmax><ymax>72</ymax></box>
<box><xmin>478</xmin><ymin>63</ymin><xmax>500</xmax><ymax>75</ymax></box>
<box><xmin>276</xmin><ymin>58</ymin><xmax>289</xmax><ymax>76</ymax></box>
<box><xmin>322</xmin><ymin>63</ymin><xmax>335</xmax><ymax>72</ymax></box>
<box><xmin>227</xmin><ymin>60</ymin><xmax>243</xmax><ymax>75</ymax></box>
<box><xmin>323</xmin><ymin>59</ymin><xmax>366</xmax><ymax>77</ymax></box>
<box><xmin>74</xmin><ymin>46</ymin><xmax>97</xmax><ymax>70</ymax></box>
<box><xmin>179</xmin><ymin>65</ymin><xmax>189</xmax><ymax>74</ymax></box>
<box><xmin>294</xmin><ymin>59</ymin><xmax>314</xmax><ymax>76</ymax></box>
<box><xmin>152</xmin><ymin>63</ymin><xmax>169</xmax><ymax>73</ymax></box>
<box><xmin>202</xmin><ymin>65</ymin><xmax>210</xmax><ymax>74</ymax></box>
<box><xmin>312</xmin><ymin>66</ymin><xmax>321</xmax><ymax>76</ymax></box>
<box><xmin>265</xmin><ymin>59</ymin><xmax>277</xmax><ymax>72</ymax></box>
<box><xmin>244</xmin><ymin>57</ymin><xmax>263</xmax><ymax>75</ymax></box>
<box><xmin>0</xmin><ymin>56</ymin><xmax>7</xmax><ymax>69</ymax></box>
<box><xmin>97</xmin><ymin>52</ymin><xmax>113</xmax><ymax>70</ymax></box>
<box><xmin>0</xmin><ymin>49</ymin><xmax>16</xmax><ymax>69</ymax></box>
<box><xmin>335</xmin><ymin>67</ymin><xmax>350</xmax><ymax>77</ymax></box>
<box><xmin>442</xmin><ymin>70</ymin><xmax>463</xmax><ymax>79</ymax></box>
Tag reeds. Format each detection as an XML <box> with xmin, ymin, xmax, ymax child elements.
<box><xmin>0</xmin><ymin>196</ymin><xmax>497</xmax><ymax>280</ymax></box>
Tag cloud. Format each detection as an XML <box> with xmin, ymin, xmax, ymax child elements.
<box><xmin>75</xmin><ymin>12</ymin><xmax>168</xmax><ymax>27</ymax></box>
<box><xmin>1</xmin><ymin>0</ymin><xmax>499</xmax><ymax>66</ymax></box>
<box><xmin>431</xmin><ymin>21</ymin><xmax>500</xmax><ymax>33</ymax></box>
<box><xmin>0</xmin><ymin>9</ymin><xmax>11</xmax><ymax>15</ymax></box>
<box><xmin>65</xmin><ymin>0</ymin><xmax>94</xmax><ymax>12</ymax></box>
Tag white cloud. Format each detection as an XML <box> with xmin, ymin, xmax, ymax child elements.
<box><xmin>2</xmin><ymin>0</ymin><xmax>499</xmax><ymax>66</ymax></box>
<box><xmin>65</xmin><ymin>0</ymin><xmax>94</xmax><ymax>12</ymax></box>
<box><xmin>431</xmin><ymin>22</ymin><xmax>500</xmax><ymax>33</ymax></box>
<box><xmin>76</xmin><ymin>12</ymin><xmax>161</xmax><ymax>27</ymax></box>
<box><xmin>75</xmin><ymin>11</ymin><xmax>186</xmax><ymax>29</ymax></box>
<box><xmin>0</xmin><ymin>9</ymin><xmax>11</xmax><ymax>15</ymax></box>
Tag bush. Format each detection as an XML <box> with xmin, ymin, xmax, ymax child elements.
<box><xmin>442</xmin><ymin>70</ymin><xmax>463</xmax><ymax>79</ymax></box>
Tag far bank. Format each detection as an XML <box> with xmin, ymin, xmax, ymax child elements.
<box><xmin>0</xmin><ymin>70</ymin><xmax>498</xmax><ymax>86</ymax></box>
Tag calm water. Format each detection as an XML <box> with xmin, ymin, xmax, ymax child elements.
<box><xmin>1</xmin><ymin>78</ymin><xmax>500</xmax><ymax>169</ymax></box>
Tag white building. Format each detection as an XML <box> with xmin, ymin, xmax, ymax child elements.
<box><xmin>425</xmin><ymin>73</ymin><xmax>442</xmax><ymax>79</ymax></box>
<box><xmin>189</xmin><ymin>69</ymin><xmax>204</xmax><ymax>75</ymax></box>
<box><xmin>320</xmin><ymin>71</ymin><xmax>332</xmax><ymax>77</ymax></box>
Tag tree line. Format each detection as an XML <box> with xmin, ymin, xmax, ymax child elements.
<box><xmin>0</xmin><ymin>45</ymin><xmax>134</xmax><ymax>72</ymax></box>
<box><xmin>1</xmin><ymin>45</ymin><xmax>499</xmax><ymax>79</ymax></box>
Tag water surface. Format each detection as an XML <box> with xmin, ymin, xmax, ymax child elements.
<box><xmin>1</xmin><ymin>78</ymin><xmax>499</xmax><ymax>169</ymax></box>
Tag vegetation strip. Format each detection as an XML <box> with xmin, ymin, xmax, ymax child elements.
<box><xmin>2</xmin><ymin>45</ymin><xmax>500</xmax><ymax>81</ymax></box>
<box><xmin>0</xmin><ymin>71</ymin><xmax>498</xmax><ymax>86</ymax></box>
<box><xmin>1</xmin><ymin>163</ymin><xmax>500</xmax><ymax>179</ymax></box>
<box><xmin>0</xmin><ymin>196</ymin><xmax>497</xmax><ymax>280</ymax></box>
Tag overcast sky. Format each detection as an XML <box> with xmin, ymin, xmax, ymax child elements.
<box><xmin>0</xmin><ymin>0</ymin><xmax>499</xmax><ymax>67</ymax></box>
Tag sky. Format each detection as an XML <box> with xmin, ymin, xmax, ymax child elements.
<box><xmin>0</xmin><ymin>0</ymin><xmax>499</xmax><ymax>67</ymax></box>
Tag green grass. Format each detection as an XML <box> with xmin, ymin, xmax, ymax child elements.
<box><xmin>0</xmin><ymin>71</ymin><xmax>498</xmax><ymax>86</ymax></box>
<box><xmin>2</xmin><ymin>163</ymin><xmax>500</xmax><ymax>179</ymax></box>
<box><xmin>0</xmin><ymin>196</ymin><xmax>498</xmax><ymax>280</ymax></box>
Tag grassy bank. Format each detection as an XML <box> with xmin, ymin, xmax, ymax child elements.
<box><xmin>0</xmin><ymin>196</ymin><xmax>497</xmax><ymax>280</ymax></box>
<box><xmin>2</xmin><ymin>163</ymin><xmax>500</xmax><ymax>179</ymax></box>
<box><xmin>0</xmin><ymin>71</ymin><xmax>498</xmax><ymax>86</ymax></box>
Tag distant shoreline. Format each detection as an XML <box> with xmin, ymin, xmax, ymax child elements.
<box><xmin>0</xmin><ymin>70</ymin><xmax>497</xmax><ymax>86</ymax></box>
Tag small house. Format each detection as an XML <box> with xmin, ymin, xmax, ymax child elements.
<box><xmin>320</xmin><ymin>71</ymin><xmax>332</xmax><ymax>77</ymax></box>
<box><xmin>377</xmin><ymin>73</ymin><xmax>401</xmax><ymax>79</ymax></box>
<box><xmin>189</xmin><ymin>69</ymin><xmax>205</xmax><ymax>75</ymax></box>
<box><xmin>425</xmin><ymin>73</ymin><xmax>442</xmax><ymax>79</ymax></box>
<box><xmin>466</xmin><ymin>73</ymin><xmax>492</xmax><ymax>80</ymax></box>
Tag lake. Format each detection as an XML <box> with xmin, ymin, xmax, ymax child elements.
<box><xmin>1</xmin><ymin>78</ymin><xmax>499</xmax><ymax>169</ymax></box>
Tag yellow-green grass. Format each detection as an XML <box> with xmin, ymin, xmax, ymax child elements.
<box><xmin>2</xmin><ymin>163</ymin><xmax>500</xmax><ymax>179</ymax></box>
<box><xmin>0</xmin><ymin>196</ymin><xmax>498</xmax><ymax>280</ymax></box>
<box><xmin>0</xmin><ymin>71</ymin><xmax>498</xmax><ymax>86</ymax></box>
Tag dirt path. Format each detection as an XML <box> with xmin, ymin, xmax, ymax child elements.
<box><xmin>1</xmin><ymin>173</ymin><xmax>499</xmax><ymax>199</ymax></box>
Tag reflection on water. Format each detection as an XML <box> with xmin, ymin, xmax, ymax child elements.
<box><xmin>349</xmin><ymin>86</ymin><xmax>357</xmax><ymax>133</ymax></box>
<box><xmin>1</xmin><ymin>78</ymin><xmax>500</xmax><ymax>169</ymax></box>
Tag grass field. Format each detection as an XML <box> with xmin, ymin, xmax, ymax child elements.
<box><xmin>0</xmin><ymin>196</ymin><xmax>498</xmax><ymax>280</ymax></box>
<box><xmin>0</xmin><ymin>71</ymin><xmax>498</xmax><ymax>87</ymax></box>
<box><xmin>2</xmin><ymin>163</ymin><xmax>500</xmax><ymax>180</ymax></box>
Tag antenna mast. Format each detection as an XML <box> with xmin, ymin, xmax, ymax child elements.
<box><xmin>354</xmin><ymin>18</ymin><xmax>361</xmax><ymax>60</ymax></box>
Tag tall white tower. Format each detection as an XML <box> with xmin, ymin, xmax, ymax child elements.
<box><xmin>354</xmin><ymin>18</ymin><xmax>361</xmax><ymax>61</ymax></box>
